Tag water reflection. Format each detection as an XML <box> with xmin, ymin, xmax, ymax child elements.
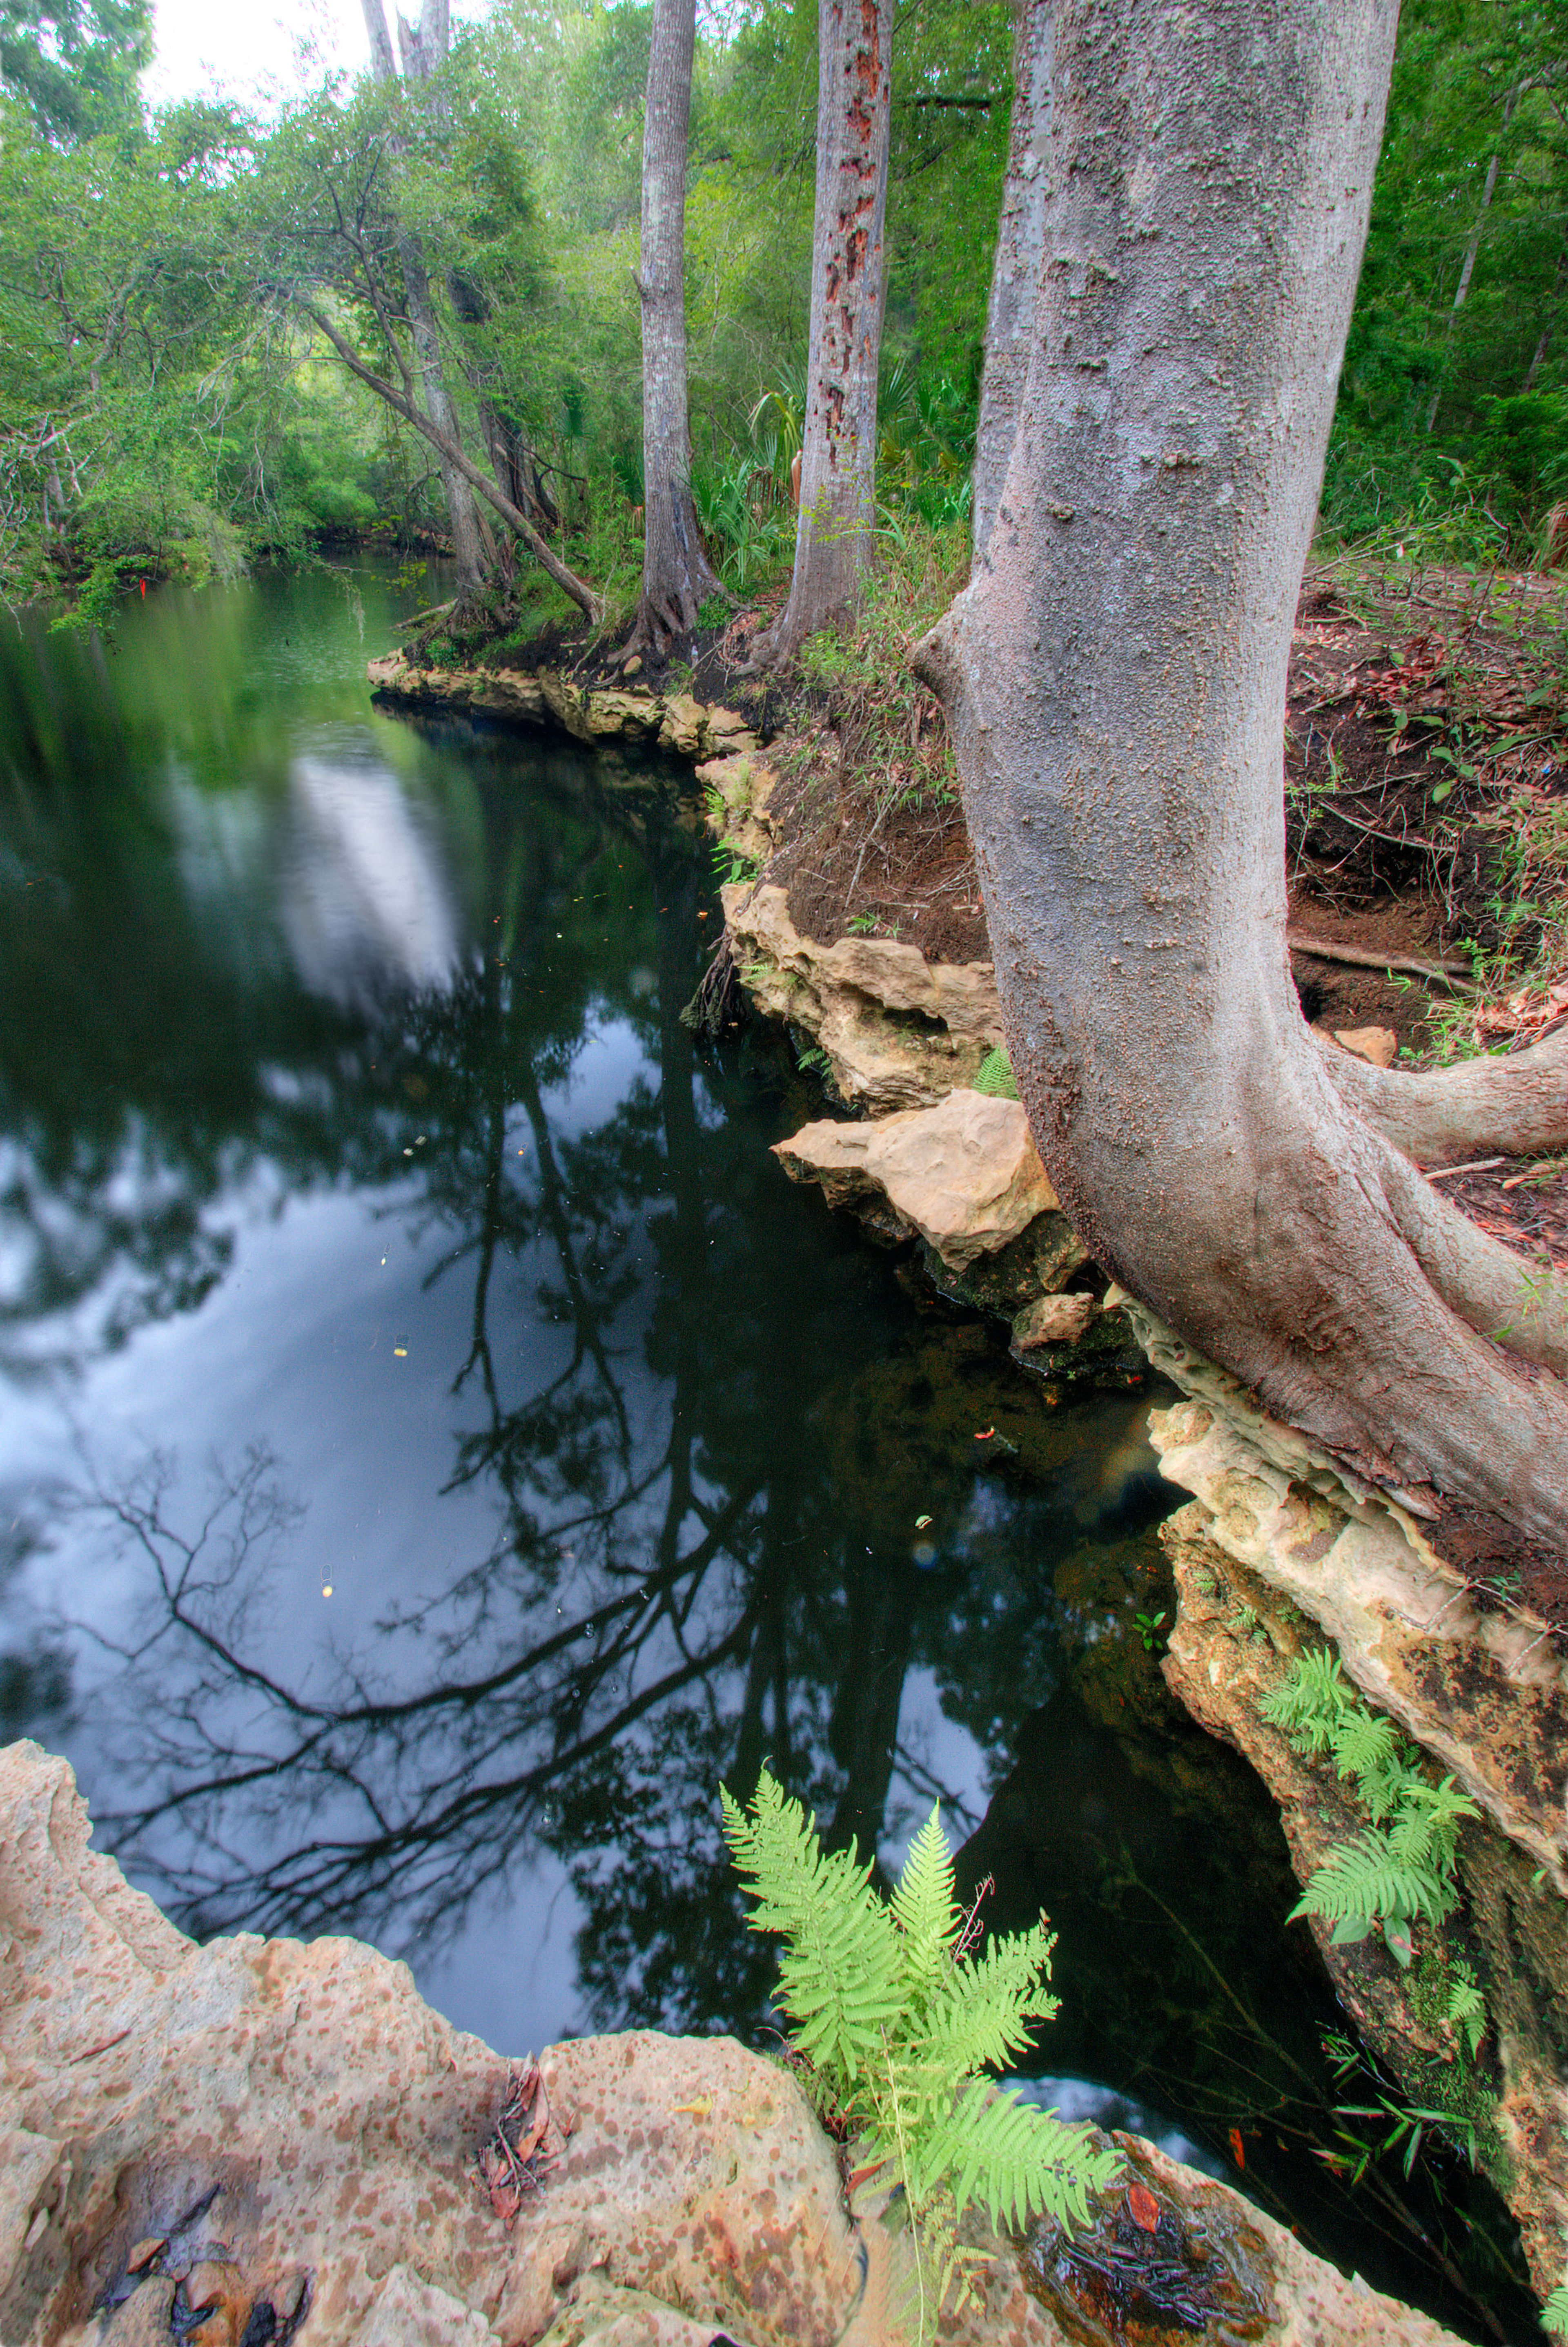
<box><xmin>0</xmin><ymin>568</ymin><xmax>1535</xmax><ymax>2343</ymax></box>
<box><xmin>282</xmin><ymin>756</ymin><xmax>460</xmax><ymax>1007</ymax></box>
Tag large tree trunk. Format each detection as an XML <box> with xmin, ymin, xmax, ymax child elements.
<box><xmin>760</xmin><ymin>0</ymin><xmax>893</xmax><ymax>665</ymax></box>
<box><xmin>971</xmin><ymin>0</ymin><xmax>1051</xmax><ymax>562</ymax></box>
<box><xmin>915</xmin><ymin>0</ymin><xmax>1568</xmax><ymax>1556</ymax></box>
<box><xmin>629</xmin><ymin>0</ymin><xmax>723</xmax><ymax>659</ymax></box>
<box><xmin>361</xmin><ymin>0</ymin><xmax>486</xmax><ymax>595</ymax></box>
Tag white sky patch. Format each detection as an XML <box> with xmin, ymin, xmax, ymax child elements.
<box><xmin>141</xmin><ymin>0</ymin><xmax>489</xmax><ymax>115</ymax></box>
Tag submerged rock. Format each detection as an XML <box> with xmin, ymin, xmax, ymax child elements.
<box><xmin>0</xmin><ymin>1742</ymin><xmax>1467</xmax><ymax>2347</ymax></box>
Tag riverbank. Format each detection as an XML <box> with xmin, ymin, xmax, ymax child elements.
<box><xmin>0</xmin><ymin>1740</ymin><xmax>1474</xmax><ymax>2347</ymax></box>
<box><xmin>369</xmin><ymin>549</ymin><xmax>1568</xmax><ymax>2331</ymax></box>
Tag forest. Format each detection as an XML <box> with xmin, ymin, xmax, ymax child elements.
<box><xmin>2</xmin><ymin>0</ymin><xmax>1566</xmax><ymax>631</ymax></box>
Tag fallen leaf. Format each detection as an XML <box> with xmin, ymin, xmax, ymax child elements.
<box><xmin>974</xmin><ymin>1427</ymin><xmax>995</xmax><ymax>1441</ymax></box>
<box><xmin>1126</xmin><ymin>2183</ymin><xmax>1160</xmax><ymax>2234</ymax></box>
<box><xmin>673</xmin><ymin>2096</ymin><xmax>713</xmax><ymax>2118</ymax></box>
<box><xmin>1228</xmin><ymin>2126</ymin><xmax>1245</xmax><ymax>2170</ymax></box>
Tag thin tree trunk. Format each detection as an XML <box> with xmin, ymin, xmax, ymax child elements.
<box><xmin>971</xmin><ymin>0</ymin><xmax>1052</xmax><ymax>564</ymax></box>
<box><xmin>1523</xmin><ymin>241</ymin><xmax>1568</xmax><ymax>391</ymax></box>
<box><xmin>915</xmin><ymin>0</ymin><xmax>1568</xmax><ymax>1559</ymax></box>
<box><xmin>1425</xmin><ymin>85</ymin><xmax>1517</xmax><ymax>435</ymax></box>
<box><xmin>302</xmin><ymin>303</ymin><xmax>603</xmax><ymax>623</ymax></box>
<box><xmin>361</xmin><ymin>0</ymin><xmax>486</xmax><ymax>594</ymax></box>
<box><xmin>630</xmin><ymin>0</ymin><xmax>723</xmax><ymax>658</ymax></box>
<box><xmin>760</xmin><ymin>0</ymin><xmax>893</xmax><ymax>665</ymax></box>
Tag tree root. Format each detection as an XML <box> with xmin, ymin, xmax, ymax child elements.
<box><xmin>1377</xmin><ymin>1149</ymin><xmax>1568</xmax><ymax>1378</ymax></box>
<box><xmin>1318</xmin><ymin>1024</ymin><xmax>1568</xmax><ymax>1165</ymax></box>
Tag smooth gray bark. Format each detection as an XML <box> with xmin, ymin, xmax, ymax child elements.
<box><xmin>916</xmin><ymin>0</ymin><xmax>1568</xmax><ymax>1551</ymax></box>
<box><xmin>972</xmin><ymin>0</ymin><xmax>1052</xmax><ymax>563</ymax></box>
<box><xmin>631</xmin><ymin>0</ymin><xmax>723</xmax><ymax>655</ymax></box>
<box><xmin>761</xmin><ymin>0</ymin><xmax>893</xmax><ymax>664</ymax></box>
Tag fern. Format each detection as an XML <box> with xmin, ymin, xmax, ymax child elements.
<box><xmin>723</xmin><ymin>1770</ymin><xmax>1119</xmax><ymax>2340</ymax></box>
<box><xmin>1544</xmin><ymin>2282</ymin><xmax>1568</xmax><ymax>2336</ymax></box>
<box><xmin>973</xmin><ymin>1045</ymin><xmax>1019</xmax><ymax>1100</ymax></box>
<box><xmin>1267</xmin><ymin>1653</ymin><xmax>1478</xmax><ymax>1967</ymax></box>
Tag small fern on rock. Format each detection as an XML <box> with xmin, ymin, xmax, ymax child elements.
<box><xmin>1261</xmin><ymin>1652</ymin><xmax>1478</xmax><ymax>1967</ymax></box>
<box><xmin>722</xmin><ymin>1768</ymin><xmax>1118</xmax><ymax>2336</ymax></box>
<box><xmin>972</xmin><ymin>1044</ymin><xmax>1019</xmax><ymax>1100</ymax></box>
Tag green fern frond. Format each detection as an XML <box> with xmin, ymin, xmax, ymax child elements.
<box><xmin>1542</xmin><ymin>2281</ymin><xmax>1568</xmax><ymax>2336</ymax></box>
<box><xmin>1260</xmin><ymin>1647</ymin><xmax>1354</xmax><ymax>1753</ymax></box>
<box><xmin>973</xmin><ymin>1045</ymin><xmax>1019</xmax><ymax>1100</ymax></box>
<box><xmin>919</xmin><ymin>1922</ymin><xmax>1060</xmax><ymax>2081</ymax></box>
<box><xmin>1290</xmin><ymin>1827</ymin><xmax>1452</xmax><ymax>1930</ymax></box>
<box><xmin>723</xmin><ymin>1769</ymin><xmax>1116</xmax><ymax>2342</ymax></box>
<box><xmin>1330</xmin><ymin>1704</ymin><xmax>1402</xmax><ymax>1787</ymax></box>
<box><xmin>891</xmin><ymin>1806</ymin><xmax>961</xmax><ymax>2006</ymax></box>
<box><xmin>721</xmin><ymin>1775</ymin><xmax>903</xmax><ymax>2095</ymax></box>
<box><xmin>1387</xmin><ymin>1775</ymin><xmax>1477</xmax><ymax>1874</ymax></box>
<box><xmin>915</xmin><ymin>2079</ymin><xmax>1121</xmax><ymax>2232</ymax></box>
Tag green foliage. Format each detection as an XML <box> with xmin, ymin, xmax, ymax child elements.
<box><xmin>1262</xmin><ymin>1653</ymin><xmax>1479</xmax><ymax>1967</ymax></box>
<box><xmin>0</xmin><ymin>0</ymin><xmax>149</xmax><ymax>143</ymax></box>
<box><xmin>722</xmin><ymin>1769</ymin><xmax>1119</xmax><ymax>2334</ymax></box>
<box><xmin>973</xmin><ymin>1046</ymin><xmax>1018</xmax><ymax>1100</ymax></box>
<box><xmin>1544</xmin><ymin>2282</ymin><xmax>1568</xmax><ymax>2336</ymax></box>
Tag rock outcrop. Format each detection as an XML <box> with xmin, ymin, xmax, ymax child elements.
<box><xmin>1130</xmin><ymin>1301</ymin><xmax>1568</xmax><ymax>2300</ymax></box>
<box><xmin>772</xmin><ymin>1092</ymin><xmax>1059</xmax><ymax>1272</ymax></box>
<box><xmin>0</xmin><ymin>1741</ymin><xmax>1469</xmax><ymax>2347</ymax></box>
<box><xmin>723</xmin><ymin>884</ymin><xmax>1003</xmax><ymax>1113</ymax></box>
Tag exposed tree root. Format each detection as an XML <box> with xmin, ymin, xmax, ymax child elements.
<box><xmin>1319</xmin><ymin>1024</ymin><xmax>1568</xmax><ymax>1165</ymax></box>
<box><xmin>1377</xmin><ymin>1148</ymin><xmax>1568</xmax><ymax>1377</ymax></box>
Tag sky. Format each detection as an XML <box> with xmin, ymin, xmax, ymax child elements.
<box><xmin>142</xmin><ymin>0</ymin><xmax>488</xmax><ymax>112</ymax></box>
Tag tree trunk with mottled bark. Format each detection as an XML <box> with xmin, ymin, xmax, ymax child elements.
<box><xmin>915</xmin><ymin>0</ymin><xmax>1568</xmax><ymax>1559</ymax></box>
<box><xmin>628</xmin><ymin>0</ymin><xmax>723</xmax><ymax>658</ymax></box>
<box><xmin>971</xmin><ymin>0</ymin><xmax>1051</xmax><ymax>562</ymax></box>
<box><xmin>760</xmin><ymin>0</ymin><xmax>892</xmax><ymax>665</ymax></box>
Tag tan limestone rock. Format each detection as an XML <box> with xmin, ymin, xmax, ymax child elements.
<box><xmin>1129</xmin><ymin>1298</ymin><xmax>1568</xmax><ymax>1887</ymax></box>
<box><xmin>471</xmin><ymin>674</ymin><xmax>546</xmax><ymax>723</ymax></box>
<box><xmin>1158</xmin><ymin>1507</ymin><xmax>1568</xmax><ymax>2300</ymax></box>
<box><xmin>695</xmin><ymin>754</ymin><xmax>777</xmax><ymax>868</ymax></box>
<box><xmin>1011</xmin><ymin>1292</ymin><xmax>1100</xmax><ymax>1348</ymax></box>
<box><xmin>583</xmin><ymin>691</ymin><xmax>662</xmax><ymax>741</ymax></box>
<box><xmin>725</xmin><ymin>883</ymin><xmax>1003</xmax><ymax>1110</ymax></box>
<box><xmin>656</xmin><ymin>695</ymin><xmax>706</xmax><ymax>757</ymax></box>
<box><xmin>0</xmin><ymin>1742</ymin><xmax>1473</xmax><ymax>2347</ymax></box>
<box><xmin>1332</xmin><ymin>1024</ymin><xmax>1398</xmax><ymax>1067</ymax></box>
<box><xmin>773</xmin><ymin>1092</ymin><xmax>1057</xmax><ymax>1271</ymax></box>
<box><xmin>702</xmin><ymin>707</ymin><xmax>760</xmax><ymax>756</ymax></box>
<box><xmin>540</xmin><ymin>674</ymin><xmax>593</xmax><ymax>742</ymax></box>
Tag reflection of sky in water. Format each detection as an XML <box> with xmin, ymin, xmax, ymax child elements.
<box><xmin>0</xmin><ymin>571</ymin><xmax>1523</xmax><ymax>2336</ymax></box>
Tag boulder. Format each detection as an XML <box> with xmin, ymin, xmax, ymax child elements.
<box><xmin>1010</xmin><ymin>1292</ymin><xmax>1100</xmax><ymax>1348</ymax></box>
<box><xmin>0</xmin><ymin>1743</ymin><xmax>1470</xmax><ymax>2347</ymax></box>
<box><xmin>773</xmin><ymin>1092</ymin><xmax>1057</xmax><ymax>1272</ymax></box>
<box><xmin>724</xmin><ymin>883</ymin><xmax>1003</xmax><ymax>1111</ymax></box>
<box><xmin>656</xmin><ymin>695</ymin><xmax>706</xmax><ymax>757</ymax></box>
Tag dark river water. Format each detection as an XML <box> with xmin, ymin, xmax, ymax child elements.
<box><xmin>0</xmin><ymin>563</ymin><xmax>1535</xmax><ymax>2340</ymax></box>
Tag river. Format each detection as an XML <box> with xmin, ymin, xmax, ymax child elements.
<box><xmin>0</xmin><ymin>561</ymin><xmax>1531</xmax><ymax>2340</ymax></box>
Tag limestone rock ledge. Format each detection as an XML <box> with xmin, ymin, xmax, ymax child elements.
<box><xmin>366</xmin><ymin>656</ymin><xmax>760</xmax><ymax>768</ymax></box>
<box><xmin>771</xmin><ymin>1091</ymin><xmax>1145</xmax><ymax>1389</ymax></box>
<box><xmin>1130</xmin><ymin>1297</ymin><xmax>1568</xmax><ymax>1886</ymax></box>
<box><xmin>723</xmin><ymin>883</ymin><xmax>1002</xmax><ymax>1113</ymax></box>
<box><xmin>1</xmin><ymin>1741</ymin><xmax>1463</xmax><ymax>2347</ymax></box>
<box><xmin>1130</xmin><ymin>1299</ymin><xmax>1568</xmax><ymax>2297</ymax></box>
